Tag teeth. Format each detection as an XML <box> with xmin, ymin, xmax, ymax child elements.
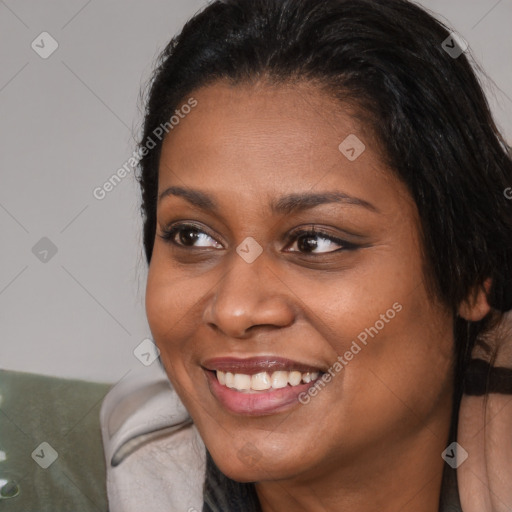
<box><xmin>251</xmin><ymin>372</ymin><xmax>271</xmax><ymax>390</ymax></box>
<box><xmin>270</xmin><ymin>371</ymin><xmax>288</xmax><ymax>389</ymax></box>
<box><xmin>234</xmin><ymin>373</ymin><xmax>252</xmax><ymax>390</ymax></box>
<box><xmin>225</xmin><ymin>372</ymin><xmax>235</xmax><ymax>388</ymax></box>
<box><xmin>288</xmin><ymin>371</ymin><xmax>302</xmax><ymax>386</ymax></box>
<box><xmin>215</xmin><ymin>369</ymin><xmax>320</xmax><ymax>392</ymax></box>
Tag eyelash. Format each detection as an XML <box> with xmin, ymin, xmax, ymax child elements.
<box><xmin>158</xmin><ymin>222</ymin><xmax>356</xmax><ymax>254</ymax></box>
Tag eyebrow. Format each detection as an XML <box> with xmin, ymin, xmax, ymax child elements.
<box><xmin>158</xmin><ymin>186</ymin><xmax>378</xmax><ymax>214</ymax></box>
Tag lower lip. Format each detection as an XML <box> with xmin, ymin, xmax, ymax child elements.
<box><xmin>204</xmin><ymin>370</ymin><xmax>321</xmax><ymax>416</ymax></box>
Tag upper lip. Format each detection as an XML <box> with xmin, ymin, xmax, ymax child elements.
<box><xmin>202</xmin><ymin>356</ymin><xmax>325</xmax><ymax>375</ymax></box>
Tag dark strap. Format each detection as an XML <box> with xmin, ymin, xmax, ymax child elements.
<box><xmin>464</xmin><ymin>358</ymin><xmax>512</xmax><ymax>395</ymax></box>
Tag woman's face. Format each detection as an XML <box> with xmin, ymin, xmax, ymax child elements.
<box><xmin>146</xmin><ymin>80</ymin><xmax>455</xmax><ymax>484</ymax></box>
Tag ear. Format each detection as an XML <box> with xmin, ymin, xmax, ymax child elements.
<box><xmin>458</xmin><ymin>278</ymin><xmax>492</xmax><ymax>321</ymax></box>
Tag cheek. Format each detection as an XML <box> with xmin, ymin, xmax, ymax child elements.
<box><xmin>145</xmin><ymin>257</ymin><xmax>203</xmax><ymax>396</ymax></box>
<box><xmin>298</xmin><ymin>245</ymin><xmax>454</xmax><ymax>439</ymax></box>
<box><xmin>334</xmin><ymin>288</ymin><xmax>454</xmax><ymax>444</ymax></box>
<box><xmin>145</xmin><ymin>260</ymin><xmax>199</xmax><ymax>389</ymax></box>
<box><xmin>145</xmin><ymin>270</ymin><xmax>176</xmax><ymax>345</ymax></box>
<box><xmin>146</xmin><ymin>270</ymin><xmax>178</xmax><ymax>332</ymax></box>
<box><xmin>145</xmin><ymin>250</ymin><xmax>203</xmax><ymax>343</ymax></box>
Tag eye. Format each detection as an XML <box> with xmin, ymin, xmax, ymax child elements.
<box><xmin>159</xmin><ymin>222</ymin><xmax>355</xmax><ymax>255</ymax></box>
<box><xmin>159</xmin><ymin>223</ymin><xmax>223</xmax><ymax>249</ymax></box>
<box><xmin>284</xmin><ymin>227</ymin><xmax>351</xmax><ymax>254</ymax></box>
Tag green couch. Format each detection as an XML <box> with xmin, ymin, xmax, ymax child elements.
<box><xmin>0</xmin><ymin>368</ymin><xmax>112</xmax><ymax>511</ymax></box>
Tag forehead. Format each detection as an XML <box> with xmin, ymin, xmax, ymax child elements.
<box><xmin>157</xmin><ymin>80</ymin><xmax>404</xmax><ymax>217</ymax></box>
<box><xmin>162</xmin><ymin>79</ymin><xmax>367</xmax><ymax>162</ymax></box>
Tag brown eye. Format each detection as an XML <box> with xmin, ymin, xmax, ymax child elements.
<box><xmin>285</xmin><ymin>229</ymin><xmax>352</xmax><ymax>254</ymax></box>
<box><xmin>159</xmin><ymin>223</ymin><xmax>223</xmax><ymax>249</ymax></box>
<box><xmin>176</xmin><ymin>227</ymin><xmax>201</xmax><ymax>246</ymax></box>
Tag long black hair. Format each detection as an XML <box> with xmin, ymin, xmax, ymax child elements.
<box><xmin>140</xmin><ymin>0</ymin><xmax>512</xmax><ymax>462</ymax></box>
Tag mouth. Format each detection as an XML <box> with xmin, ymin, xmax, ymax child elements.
<box><xmin>202</xmin><ymin>356</ymin><xmax>326</xmax><ymax>415</ymax></box>
<box><xmin>214</xmin><ymin>368</ymin><xmax>320</xmax><ymax>392</ymax></box>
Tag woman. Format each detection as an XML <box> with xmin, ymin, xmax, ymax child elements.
<box><xmin>104</xmin><ymin>0</ymin><xmax>512</xmax><ymax>510</ymax></box>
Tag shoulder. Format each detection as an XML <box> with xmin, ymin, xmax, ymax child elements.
<box><xmin>100</xmin><ymin>368</ymin><xmax>206</xmax><ymax>512</ymax></box>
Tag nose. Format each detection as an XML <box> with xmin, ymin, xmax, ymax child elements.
<box><xmin>202</xmin><ymin>252</ymin><xmax>296</xmax><ymax>339</ymax></box>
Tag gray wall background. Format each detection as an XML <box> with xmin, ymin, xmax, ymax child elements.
<box><xmin>1</xmin><ymin>0</ymin><xmax>511</xmax><ymax>383</ymax></box>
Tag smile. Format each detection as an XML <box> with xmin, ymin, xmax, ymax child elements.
<box><xmin>202</xmin><ymin>356</ymin><xmax>325</xmax><ymax>415</ymax></box>
<box><xmin>216</xmin><ymin>369</ymin><xmax>320</xmax><ymax>392</ymax></box>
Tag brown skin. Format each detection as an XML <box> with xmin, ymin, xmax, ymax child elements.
<box><xmin>145</xmin><ymin>80</ymin><xmax>485</xmax><ymax>511</ymax></box>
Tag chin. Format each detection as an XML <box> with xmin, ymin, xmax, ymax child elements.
<box><xmin>209</xmin><ymin>442</ymin><xmax>307</xmax><ymax>483</ymax></box>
